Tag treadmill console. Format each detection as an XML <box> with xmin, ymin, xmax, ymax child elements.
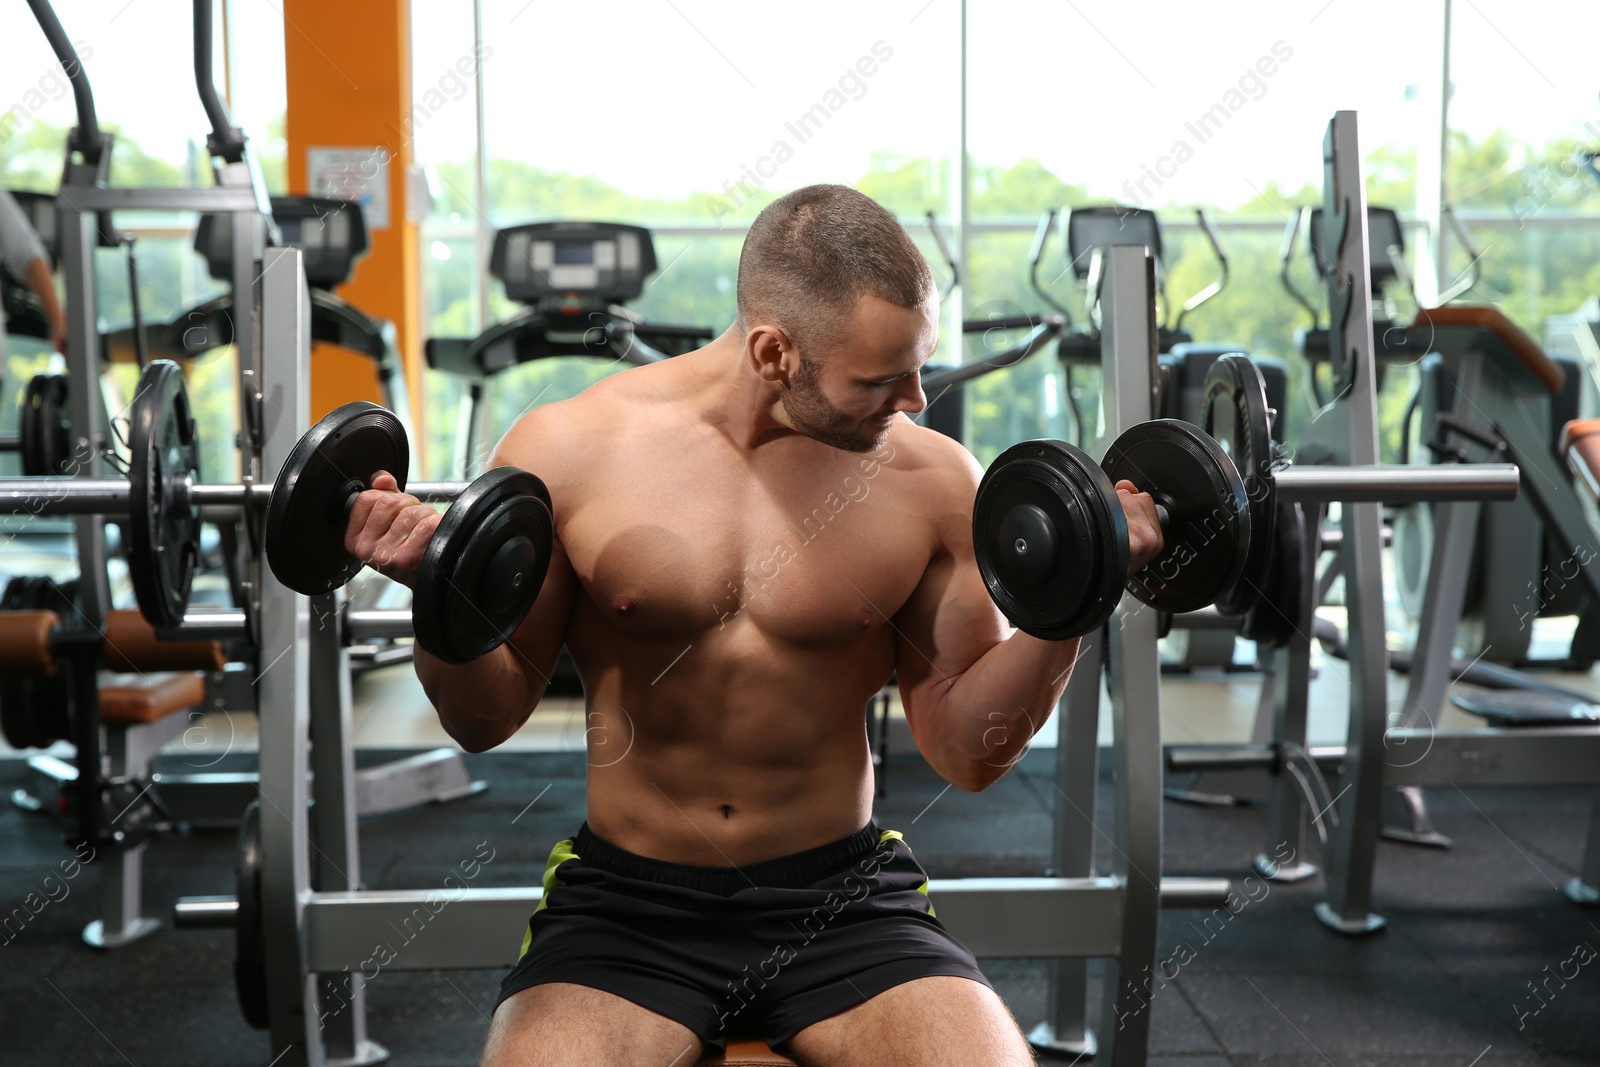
<box><xmin>195</xmin><ymin>196</ymin><xmax>367</xmax><ymax>291</ymax></box>
<box><xmin>490</xmin><ymin>221</ymin><xmax>657</xmax><ymax>307</ymax></box>
<box><xmin>1066</xmin><ymin>205</ymin><xmax>1164</xmax><ymax>278</ymax></box>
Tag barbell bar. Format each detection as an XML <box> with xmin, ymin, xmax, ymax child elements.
<box><xmin>0</xmin><ymin>361</ymin><xmax>553</xmax><ymax>663</ymax></box>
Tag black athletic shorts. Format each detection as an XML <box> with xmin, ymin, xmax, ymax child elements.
<box><xmin>495</xmin><ymin>821</ymin><xmax>991</xmax><ymax>1054</ymax></box>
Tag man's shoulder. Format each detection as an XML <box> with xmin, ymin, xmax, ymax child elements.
<box><xmin>492</xmin><ymin>366</ymin><xmax>663</xmax><ymax>473</ymax></box>
<box><xmin>886</xmin><ymin>417</ymin><xmax>984</xmax><ymax>495</ymax></box>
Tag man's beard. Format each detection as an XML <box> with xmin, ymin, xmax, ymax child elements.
<box><xmin>780</xmin><ymin>355</ymin><xmax>889</xmax><ymax>453</ymax></box>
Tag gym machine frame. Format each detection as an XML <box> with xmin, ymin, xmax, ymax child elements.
<box><xmin>15</xmin><ymin>0</ymin><xmax>274</xmax><ymax>952</ymax></box>
<box><xmin>1330</xmin><ymin>279</ymin><xmax>1600</xmax><ymax>914</ymax></box>
<box><xmin>14</xmin><ymin>1</ymin><xmax>489</xmax><ymax>956</ymax></box>
<box><xmin>1035</xmin><ymin>113</ymin><xmax>1523</xmax><ymax>1053</ymax></box>
<box><xmin>1309</xmin><ymin>114</ymin><xmax>1600</xmax><ymax>932</ymax></box>
<box><xmin>1159</xmin><ymin>113</ymin><xmax>1594</xmax><ymax>933</ymax></box>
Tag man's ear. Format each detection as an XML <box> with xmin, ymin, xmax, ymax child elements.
<box><xmin>747</xmin><ymin>324</ymin><xmax>797</xmax><ymax>384</ymax></box>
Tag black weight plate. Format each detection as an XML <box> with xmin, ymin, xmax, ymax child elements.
<box><xmin>20</xmin><ymin>375</ymin><xmax>46</xmax><ymax>476</ymax></box>
<box><xmin>0</xmin><ymin>577</ymin><xmax>44</xmax><ymax>748</ymax></box>
<box><xmin>1243</xmin><ymin>499</ymin><xmax>1305</xmax><ymax>649</ymax></box>
<box><xmin>128</xmin><ymin>361</ymin><xmax>202</xmax><ymax>629</ymax></box>
<box><xmin>19</xmin><ymin>376</ymin><xmax>43</xmax><ymax>475</ymax></box>
<box><xmin>974</xmin><ymin>440</ymin><xmax>1127</xmax><ymax>640</ymax></box>
<box><xmin>20</xmin><ymin>374</ymin><xmax>72</xmax><ymax>476</ymax></box>
<box><xmin>32</xmin><ymin>577</ymin><xmax>77</xmax><ymax>746</ymax></box>
<box><xmin>39</xmin><ymin>375</ymin><xmax>70</xmax><ymax>475</ymax></box>
<box><xmin>234</xmin><ymin>799</ymin><xmax>269</xmax><ymax>1030</ymax></box>
<box><xmin>265</xmin><ymin>402</ymin><xmax>409</xmax><ymax>596</ymax></box>
<box><xmin>414</xmin><ymin>467</ymin><xmax>553</xmax><ymax>664</ymax></box>
<box><xmin>0</xmin><ymin>576</ymin><xmax>77</xmax><ymax>749</ymax></box>
<box><xmin>1104</xmin><ymin>419</ymin><xmax>1250</xmax><ymax>616</ymax></box>
<box><xmin>1202</xmin><ymin>354</ymin><xmax>1276</xmax><ymax>616</ymax></box>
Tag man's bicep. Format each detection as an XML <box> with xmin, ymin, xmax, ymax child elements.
<box><xmin>894</xmin><ymin>441</ymin><xmax>1008</xmax><ymax>709</ymax></box>
<box><xmin>893</xmin><ymin>544</ymin><xmax>1009</xmax><ymax>717</ymax></box>
<box><xmin>502</xmin><ymin>533</ymin><xmax>579</xmax><ymax>716</ymax></box>
<box><xmin>487</xmin><ymin>409</ymin><xmax>582</xmax><ymax>716</ymax></box>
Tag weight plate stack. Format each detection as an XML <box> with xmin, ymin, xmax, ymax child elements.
<box><xmin>235</xmin><ymin>800</ymin><xmax>269</xmax><ymax>1030</ymax></box>
<box><xmin>1104</xmin><ymin>419</ymin><xmax>1250</xmax><ymax>616</ymax></box>
<box><xmin>20</xmin><ymin>374</ymin><xmax>71</xmax><ymax>476</ymax></box>
<box><xmin>413</xmin><ymin>467</ymin><xmax>554</xmax><ymax>664</ymax></box>
<box><xmin>1202</xmin><ymin>354</ymin><xmax>1277</xmax><ymax>616</ymax></box>
<box><xmin>974</xmin><ymin>439</ymin><xmax>1127</xmax><ymax>640</ymax></box>
<box><xmin>128</xmin><ymin>361</ymin><xmax>202</xmax><ymax>630</ymax></box>
<box><xmin>1243</xmin><ymin>499</ymin><xmax>1307</xmax><ymax>650</ymax></box>
<box><xmin>265</xmin><ymin>402</ymin><xmax>410</xmax><ymax>597</ymax></box>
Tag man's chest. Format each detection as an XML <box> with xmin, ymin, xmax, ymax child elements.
<box><xmin>560</xmin><ymin>449</ymin><xmax>929</xmax><ymax>643</ymax></box>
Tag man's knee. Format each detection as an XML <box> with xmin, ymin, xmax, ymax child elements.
<box><xmin>480</xmin><ymin>983</ymin><xmax>701</xmax><ymax>1067</ymax></box>
<box><xmin>791</xmin><ymin>975</ymin><xmax>1031</xmax><ymax>1066</ymax></box>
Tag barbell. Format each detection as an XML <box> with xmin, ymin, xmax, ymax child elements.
<box><xmin>975</xmin><ymin>355</ymin><xmax>1522</xmax><ymax>640</ymax></box>
<box><xmin>0</xmin><ymin>360</ymin><xmax>554</xmax><ymax>664</ymax></box>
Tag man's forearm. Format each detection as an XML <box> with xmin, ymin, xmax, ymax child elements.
<box><xmin>919</xmin><ymin>631</ymin><xmax>1082</xmax><ymax>791</ymax></box>
<box><xmin>414</xmin><ymin>643</ymin><xmax>536</xmax><ymax>752</ymax></box>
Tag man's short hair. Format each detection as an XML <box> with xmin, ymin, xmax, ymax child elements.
<box><xmin>736</xmin><ymin>184</ymin><xmax>932</xmax><ymax>358</ymax></box>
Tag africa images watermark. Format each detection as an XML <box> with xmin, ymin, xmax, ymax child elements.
<box><xmin>0</xmin><ymin>40</ymin><xmax>95</xmax><ymax>149</ymax></box>
<box><xmin>712</xmin><ymin>439</ymin><xmax>897</xmax><ymax>628</ymax></box>
<box><xmin>389</xmin><ymin>43</ymin><xmax>493</xmax><ymax>147</ymax></box>
<box><xmin>714</xmin><ymin>833</ymin><xmax>903</xmax><ymax>1031</ymax></box>
<box><xmin>1115</xmin><ymin>841</ymin><xmax>1299</xmax><ymax>1029</ymax></box>
<box><xmin>1511</xmin><ymin>542</ymin><xmax>1598</xmax><ymax>631</ymax></box>
<box><xmin>1512</xmin><ymin>117</ymin><xmax>1600</xmax><ymax>229</ymax></box>
<box><xmin>0</xmin><ymin>841</ymin><xmax>97</xmax><ymax>946</ymax></box>
<box><xmin>705</xmin><ymin>40</ymin><xmax>897</xmax><ymax>228</ymax></box>
<box><xmin>1511</xmin><ymin>932</ymin><xmax>1598</xmax><ymax>1031</ymax></box>
<box><xmin>316</xmin><ymin>840</ymin><xmax>498</xmax><ymax>1030</ymax></box>
<box><xmin>1124</xmin><ymin>444</ymin><xmax>1292</xmax><ymax>607</ymax></box>
<box><xmin>1121</xmin><ymin>40</ymin><xmax>1295</xmax><ymax>207</ymax></box>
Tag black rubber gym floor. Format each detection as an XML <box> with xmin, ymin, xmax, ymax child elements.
<box><xmin>2</xmin><ymin>747</ymin><xmax>1596</xmax><ymax>1066</ymax></box>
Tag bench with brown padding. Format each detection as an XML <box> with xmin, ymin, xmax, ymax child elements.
<box><xmin>0</xmin><ymin>607</ymin><xmax>226</xmax><ymax>684</ymax></box>
<box><xmin>1412</xmin><ymin>305</ymin><xmax>1567</xmax><ymax>395</ymax></box>
<box><xmin>100</xmin><ymin>609</ymin><xmax>228</xmax><ymax>674</ymax></box>
<box><xmin>0</xmin><ymin>607</ymin><xmax>227</xmax><ymax>948</ymax></box>
<box><xmin>1560</xmin><ymin>419</ymin><xmax>1600</xmax><ymax>504</ymax></box>
<box><xmin>97</xmin><ymin>671</ymin><xmax>209</xmax><ymax>725</ymax></box>
<box><xmin>695</xmin><ymin>1039</ymin><xmax>797</xmax><ymax>1066</ymax></box>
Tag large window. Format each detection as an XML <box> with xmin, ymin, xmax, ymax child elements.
<box><xmin>962</xmin><ymin>0</ymin><xmax>1445</xmax><ymax>465</ymax></box>
<box><xmin>1</xmin><ymin>1</ymin><xmax>286</xmax><ymax>483</ymax></box>
<box><xmin>1445</xmin><ymin>4</ymin><xmax>1600</xmax><ymax>330</ymax></box>
<box><xmin>412</xmin><ymin>0</ymin><xmax>960</xmax><ymax>474</ymax></box>
<box><xmin>12</xmin><ymin>4</ymin><xmax>1598</xmax><ymax>479</ymax></box>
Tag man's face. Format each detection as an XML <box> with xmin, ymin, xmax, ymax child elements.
<box><xmin>780</xmin><ymin>292</ymin><xmax>938</xmax><ymax>453</ymax></box>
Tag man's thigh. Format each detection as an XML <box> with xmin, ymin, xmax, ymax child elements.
<box><xmin>481</xmin><ymin>982</ymin><xmax>706</xmax><ymax>1067</ymax></box>
<box><xmin>786</xmin><ymin>975</ymin><xmax>1034</xmax><ymax>1067</ymax></box>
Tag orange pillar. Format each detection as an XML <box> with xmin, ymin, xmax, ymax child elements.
<box><xmin>281</xmin><ymin>0</ymin><xmax>423</xmax><ymax>452</ymax></box>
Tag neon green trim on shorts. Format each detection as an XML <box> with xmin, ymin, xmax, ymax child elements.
<box><xmin>877</xmin><ymin>829</ymin><xmax>934</xmax><ymax>916</ymax></box>
<box><xmin>519</xmin><ymin>837</ymin><xmax>581</xmax><ymax>960</ymax></box>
